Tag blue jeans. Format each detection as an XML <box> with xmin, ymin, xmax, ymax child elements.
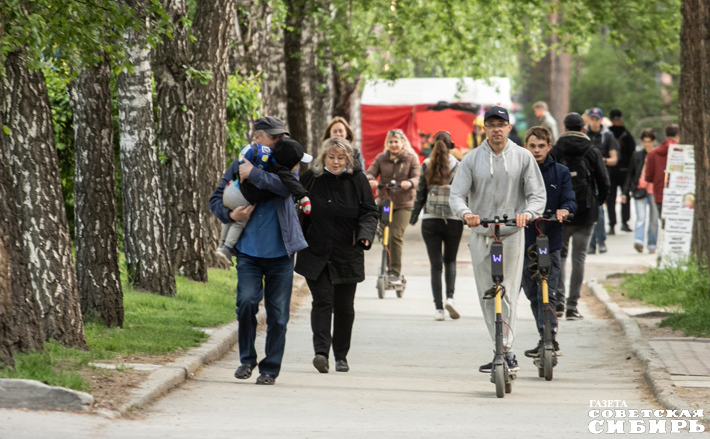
<box><xmin>235</xmin><ymin>251</ymin><xmax>294</xmax><ymax>377</ymax></box>
<box><xmin>522</xmin><ymin>250</ymin><xmax>561</xmax><ymax>337</ymax></box>
<box><xmin>634</xmin><ymin>193</ymin><xmax>659</xmax><ymax>250</ymax></box>
<box><xmin>588</xmin><ymin>205</ymin><xmax>606</xmax><ymax>249</ymax></box>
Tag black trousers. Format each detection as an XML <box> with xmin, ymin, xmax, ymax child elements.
<box><xmin>421</xmin><ymin>218</ymin><xmax>464</xmax><ymax>310</ymax></box>
<box><xmin>307</xmin><ymin>268</ymin><xmax>357</xmax><ymax>361</ymax></box>
<box><xmin>607</xmin><ymin>170</ymin><xmax>630</xmax><ymax>228</ymax></box>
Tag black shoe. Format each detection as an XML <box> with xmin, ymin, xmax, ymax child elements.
<box><xmin>556</xmin><ymin>302</ymin><xmax>565</xmax><ymax>317</ymax></box>
<box><xmin>313</xmin><ymin>354</ymin><xmax>329</xmax><ymax>373</ymax></box>
<box><xmin>599</xmin><ymin>243</ymin><xmax>607</xmax><ymax>253</ymax></box>
<box><xmin>553</xmin><ymin>340</ymin><xmax>562</xmax><ymax>356</ymax></box>
<box><xmin>255</xmin><ymin>373</ymin><xmax>275</xmax><ymax>385</ymax></box>
<box><xmin>524</xmin><ymin>340</ymin><xmax>542</xmax><ymax>358</ymax></box>
<box><xmin>335</xmin><ymin>359</ymin><xmax>349</xmax><ymax>372</ymax></box>
<box><xmin>608</xmin><ymin>227</ymin><xmax>615</xmax><ymax>235</ymax></box>
<box><xmin>234</xmin><ymin>364</ymin><xmax>255</xmax><ymax>380</ymax></box>
<box><xmin>621</xmin><ymin>223</ymin><xmax>632</xmax><ymax>232</ymax></box>
<box><xmin>566</xmin><ymin>309</ymin><xmax>584</xmax><ymax>320</ymax></box>
<box><xmin>479</xmin><ymin>361</ymin><xmax>493</xmax><ymax>374</ymax></box>
<box><xmin>588</xmin><ymin>246</ymin><xmax>596</xmax><ymax>255</ymax></box>
<box><xmin>505</xmin><ymin>353</ymin><xmax>520</xmax><ymax>372</ymax></box>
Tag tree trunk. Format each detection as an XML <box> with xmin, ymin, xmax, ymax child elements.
<box><xmin>192</xmin><ymin>0</ymin><xmax>238</xmax><ymax>268</ymax></box>
<box><xmin>284</xmin><ymin>0</ymin><xmax>309</xmax><ymax>147</ymax></box>
<box><xmin>332</xmin><ymin>65</ymin><xmax>361</xmax><ymax>124</ymax></box>
<box><xmin>262</xmin><ymin>26</ymin><xmax>288</xmax><ymax>120</ymax></box>
<box><xmin>154</xmin><ymin>0</ymin><xmax>207</xmax><ymax>281</ymax></box>
<box><xmin>0</xmin><ymin>112</ymin><xmax>45</xmax><ymax>367</ymax></box>
<box><xmin>0</xmin><ymin>49</ymin><xmax>86</xmax><ymax>348</ymax></box>
<box><xmin>302</xmin><ymin>11</ymin><xmax>333</xmax><ymax>159</ymax></box>
<box><xmin>68</xmin><ymin>57</ymin><xmax>124</xmax><ymax>327</ymax></box>
<box><xmin>117</xmin><ymin>15</ymin><xmax>177</xmax><ymax>296</ymax></box>
<box><xmin>680</xmin><ymin>0</ymin><xmax>710</xmax><ymax>266</ymax></box>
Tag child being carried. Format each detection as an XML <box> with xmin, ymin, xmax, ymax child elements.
<box><xmin>217</xmin><ymin>137</ymin><xmax>312</xmax><ymax>266</ymax></box>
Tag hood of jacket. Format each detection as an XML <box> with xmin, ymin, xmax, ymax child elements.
<box><xmin>553</xmin><ymin>131</ymin><xmax>592</xmax><ymax>157</ymax></box>
<box><xmin>655</xmin><ymin>139</ymin><xmax>676</xmax><ymax>157</ymax></box>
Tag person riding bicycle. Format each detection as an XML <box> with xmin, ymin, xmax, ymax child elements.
<box><xmin>366</xmin><ymin>128</ymin><xmax>421</xmax><ymax>285</ymax></box>
<box><xmin>521</xmin><ymin>126</ymin><xmax>577</xmax><ymax>359</ymax></box>
<box><xmin>449</xmin><ymin>106</ymin><xmax>546</xmax><ymax>373</ymax></box>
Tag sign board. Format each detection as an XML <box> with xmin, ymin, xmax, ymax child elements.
<box><xmin>660</xmin><ymin>144</ymin><xmax>695</xmax><ymax>266</ymax></box>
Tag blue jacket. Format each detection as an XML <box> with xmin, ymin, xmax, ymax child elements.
<box><xmin>210</xmin><ymin>158</ymin><xmax>308</xmax><ymax>256</ymax></box>
<box><xmin>524</xmin><ymin>155</ymin><xmax>577</xmax><ymax>253</ymax></box>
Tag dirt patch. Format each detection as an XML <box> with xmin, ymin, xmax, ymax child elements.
<box><xmin>581</xmin><ymin>283</ymin><xmax>611</xmax><ymax>319</ymax></box>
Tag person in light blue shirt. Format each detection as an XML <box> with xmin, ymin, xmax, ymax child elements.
<box><xmin>210</xmin><ymin>116</ymin><xmax>310</xmax><ymax>385</ymax></box>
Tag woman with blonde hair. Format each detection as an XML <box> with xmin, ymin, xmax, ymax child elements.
<box><xmin>411</xmin><ymin>131</ymin><xmax>463</xmax><ymax>320</ymax></box>
<box><xmin>322</xmin><ymin>116</ymin><xmax>365</xmax><ymax>170</ymax></box>
<box><xmin>366</xmin><ymin>129</ymin><xmax>421</xmax><ymax>285</ymax></box>
<box><xmin>296</xmin><ymin>137</ymin><xmax>378</xmax><ymax>374</ymax></box>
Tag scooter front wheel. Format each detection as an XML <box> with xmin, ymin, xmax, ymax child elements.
<box><xmin>494</xmin><ymin>365</ymin><xmax>505</xmax><ymax>398</ymax></box>
<box><xmin>543</xmin><ymin>349</ymin><xmax>554</xmax><ymax>381</ymax></box>
<box><xmin>377</xmin><ymin>277</ymin><xmax>386</xmax><ymax>299</ymax></box>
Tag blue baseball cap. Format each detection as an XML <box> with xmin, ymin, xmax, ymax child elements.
<box><xmin>589</xmin><ymin>107</ymin><xmax>603</xmax><ymax>119</ymax></box>
<box><xmin>484</xmin><ymin>106</ymin><xmax>509</xmax><ymax>122</ymax></box>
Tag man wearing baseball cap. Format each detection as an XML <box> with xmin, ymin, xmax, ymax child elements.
<box><xmin>449</xmin><ymin>106</ymin><xmax>546</xmax><ymax>374</ymax></box>
<box><xmin>210</xmin><ymin>116</ymin><xmax>309</xmax><ymax>385</ymax></box>
<box><xmin>585</xmin><ymin>107</ymin><xmax>619</xmax><ymax>254</ymax></box>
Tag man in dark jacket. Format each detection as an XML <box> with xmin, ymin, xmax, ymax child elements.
<box><xmin>608</xmin><ymin>109</ymin><xmax>636</xmax><ymax>233</ymax></box>
<box><xmin>550</xmin><ymin>113</ymin><xmax>609</xmax><ymax>320</ymax></box>
<box><xmin>522</xmin><ymin>126</ymin><xmax>577</xmax><ymax>357</ymax></box>
<box><xmin>585</xmin><ymin>107</ymin><xmax>619</xmax><ymax>253</ymax></box>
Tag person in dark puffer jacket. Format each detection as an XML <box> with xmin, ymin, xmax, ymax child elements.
<box><xmin>550</xmin><ymin>113</ymin><xmax>609</xmax><ymax>321</ymax></box>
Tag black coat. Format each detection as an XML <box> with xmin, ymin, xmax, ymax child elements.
<box><xmin>623</xmin><ymin>149</ymin><xmax>647</xmax><ymax>195</ymax></box>
<box><xmin>295</xmin><ymin>168</ymin><xmax>378</xmax><ymax>284</ymax></box>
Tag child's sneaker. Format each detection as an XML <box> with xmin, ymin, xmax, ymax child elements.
<box><xmin>300</xmin><ymin>196</ymin><xmax>311</xmax><ymax>214</ymax></box>
<box><xmin>216</xmin><ymin>246</ymin><xmax>234</xmax><ymax>267</ymax></box>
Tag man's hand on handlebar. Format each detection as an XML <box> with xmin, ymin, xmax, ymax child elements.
<box><xmin>368</xmin><ymin>179</ymin><xmax>378</xmax><ymax>189</ymax></box>
<box><xmin>399</xmin><ymin>180</ymin><xmax>412</xmax><ymax>190</ymax></box>
<box><xmin>463</xmin><ymin>213</ymin><xmax>480</xmax><ymax>228</ymax></box>
<box><xmin>556</xmin><ymin>209</ymin><xmax>570</xmax><ymax>222</ymax></box>
<box><xmin>515</xmin><ymin>213</ymin><xmax>530</xmax><ymax>227</ymax></box>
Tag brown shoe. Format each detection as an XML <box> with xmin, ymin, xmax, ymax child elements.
<box><xmin>634</xmin><ymin>242</ymin><xmax>643</xmax><ymax>253</ymax></box>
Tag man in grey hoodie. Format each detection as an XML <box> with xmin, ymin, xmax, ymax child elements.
<box><xmin>449</xmin><ymin>106</ymin><xmax>546</xmax><ymax>373</ymax></box>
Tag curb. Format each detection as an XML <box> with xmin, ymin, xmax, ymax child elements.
<box><xmin>113</xmin><ymin>276</ymin><xmax>308</xmax><ymax>417</ymax></box>
<box><xmin>587</xmin><ymin>279</ymin><xmax>710</xmax><ymax>422</ymax></box>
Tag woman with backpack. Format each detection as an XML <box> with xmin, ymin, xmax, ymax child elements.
<box><xmin>410</xmin><ymin>131</ymin><xmax>464</xmax><ymax>321</ymax></box>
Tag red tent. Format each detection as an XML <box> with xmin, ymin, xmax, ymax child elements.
<box><xmin>360</xmin><ymin>77</ymin><xmax>512</xmax><ymax>168</ymax></box>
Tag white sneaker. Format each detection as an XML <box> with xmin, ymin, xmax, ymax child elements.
<box><xmin>445</xmin><ymin>298</ymin><xmax>460</xmax><ymax>319</ymax></box>
<box><xmin>435</xmin><ymin>310</ymin><xmax>445</xmax><ymax>321</ymax></box>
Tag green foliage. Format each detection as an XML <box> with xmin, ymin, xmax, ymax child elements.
<box><xmin>225</xmin><ymin>73</ymin><xmax>263</xmax><ymax>159</ymax></box>
<box><xmin>0</xmin><ymin>265</ymin><xmax>237</xmax><ymax>391</ymax></box>
<box><xmin>622</xmin><ymin>258</ymin><xmax>710</xmax><ymax>337</ymax></box>
<box><xmin>570</xmin><ymin>34</ymin><xmax>679</xmax><ymax>138</ymax></box>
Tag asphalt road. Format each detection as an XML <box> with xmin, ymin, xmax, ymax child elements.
<box><xmin>3</xmin><ymin>214</ymin><xmax>689</xmax><ymax>438</ymax></box>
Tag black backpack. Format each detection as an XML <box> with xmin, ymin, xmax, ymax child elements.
<box><xmin>557</xmin><ymin>150</ymin><xmax>598</xmax><ymax>218</ymax></box>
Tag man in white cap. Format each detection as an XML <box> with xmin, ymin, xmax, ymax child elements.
<box><xmin>450</xmin><ymin>106</ymin><xmax>546</xmax><ymax>374</ymax></box>
<box><xmin>210</xmin><ymin>116</ymin><xmax>312</xmax><ymax>385</ymax></box>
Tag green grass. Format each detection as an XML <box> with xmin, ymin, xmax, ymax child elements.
<box><xmin>621</xmin><ymin>258</ymin><xmax>710</xmax><ymax>337</ymax></box>
<box><xmin>0</xmin><ymin>266</ymin><xmax>237</xmax><ymax>390</ymax></box>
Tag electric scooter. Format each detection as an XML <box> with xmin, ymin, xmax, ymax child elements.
<box><xmin>479</xmin><ymin>214</ymin><xmax>518</xmax><ymax>398</ymax></box>
<box><xmin>376</xmin><ymin>181</ymin><xmax>405</xmax><ymax>299</ymax></box>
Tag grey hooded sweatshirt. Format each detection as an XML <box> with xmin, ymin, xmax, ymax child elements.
<box><xmin>449</xmin><ymin>139</ymin><xmax>546</xmax><ymax>237</ymax></box>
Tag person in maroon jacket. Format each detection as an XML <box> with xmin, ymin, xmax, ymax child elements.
<box><xmin>645</xmin><ymin>124</ymin><xmax>680</xmax><ymax>221</ymax></box>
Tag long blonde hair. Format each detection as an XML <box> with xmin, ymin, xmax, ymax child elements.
<box><xmin>312</xmin><ymin>137</ymin><xmax>355</xmax><ymax>177</ymax></box>
<box><xmin>383</xmin><ymin>129</ymin><xmax>415</xmax><ymax>156</ymax></box>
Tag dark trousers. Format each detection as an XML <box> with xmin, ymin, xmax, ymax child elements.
<box><xmin>307</xmin><ymin>268</ymin><xmax>357</xmax><ymax>361</ymax></box>
<box><xmin>235</xmin><ymin>251</ymin><xmax>294</xmax><ymax>377</ymax></box>
<box><xmin>607</xmin><ymin>171</ymin><xmax>630</xmax><ymax>228</ymax></box>
<box><xmin>421</xmin><ymin>218</ymin><xmax>464</xmax><ymax>310</ymax></box>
